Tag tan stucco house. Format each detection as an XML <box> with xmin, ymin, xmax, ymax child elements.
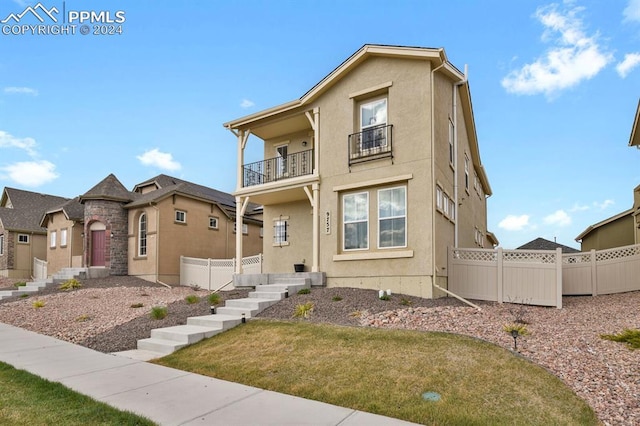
<box><xmin>225</xmin><ymin>44</ymin><xmax>495</xmax><ymax>298</ymax></box>
<box><xmin>41</xmin><ymin>174</ymin><xmax>263</xmax><ymax>284</ymax></box>
<box><xmin>0</xmin><ymin>188</ymin><xmax>68</xmax><ymax>278</ymax></box>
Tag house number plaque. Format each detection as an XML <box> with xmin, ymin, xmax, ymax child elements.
<box><xmin>324</xmin><ymin>211</ymin><xmax>331</xmax><ymax>234</ymax></box>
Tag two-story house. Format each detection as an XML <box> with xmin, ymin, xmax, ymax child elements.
<box><xmin>224</xmin><ymin>44</ymin><xmax>496</xmax><ymax>298</ymax></box>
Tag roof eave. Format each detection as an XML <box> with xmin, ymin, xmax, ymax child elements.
<box><xmin>629</xmin><ymin>99</ymin><xmax>640</xmax><ymax>147</ymax></box>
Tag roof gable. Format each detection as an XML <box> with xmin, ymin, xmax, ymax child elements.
<box><xmin>517</xmin><ymin>237</ymin><xmax>579</xmax><ymax>253</ymax></box>
<box><xmin>630</xmin><ymin>98</ymin><xmax>640</xmax><ymax>147</ymax></box>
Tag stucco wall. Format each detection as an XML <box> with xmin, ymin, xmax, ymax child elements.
<box><xmin>45</xmin><ymin>212</ymin><xmax>82</xmax><ymax>275</ymax></box>
<box><xmin>581</xmin><ymin>215</ymin><xmax>635</xmax><ymax>251</ymax></box>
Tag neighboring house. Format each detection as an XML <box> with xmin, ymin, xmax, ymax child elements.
<box><xmin>42</xmin><ymin>174</ymin><xmax>263</xmax><ymax>285</ymax></box>
<box><xmin>517</xmin><ymin>237</ymin><xmax>580</xmax><ymax>254</ymax></box>
<box><xmin>576</xmin><ymin>184</ymin><xmax>640</xmax><ymax>251</ymax></box>
<box><xmin>224</xmin><ymin>44</ymin><xmax>495</xmax><ymax>298</ymax></box>
<box><xmin>0</xmin><ymin>188</ymin><xmax>68</xmax><ymax>278</ymax></box>
<box><xmin>39</xmin><ymin>197</ymin><xmax>85</xmax><ymax>275</ymax></box>
<box><xmin>576</xmin><ymin>101</ymin><xmax>640</xmax><ymax>251</ymax></box>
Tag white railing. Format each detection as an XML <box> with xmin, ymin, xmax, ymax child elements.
<box><xmin>449</xmin><ymin>247</ymin><xmax>563</xmax><ymax>308</ymax></box>
<box><xmin>180</xmin><ymin>254</ymin><xmax>262</xmax><ymax>290</ymax></box>
<box><xmin>32</xmin><ymin>257</ymin><xmax>47</xmax><ymax>281</ymax></box>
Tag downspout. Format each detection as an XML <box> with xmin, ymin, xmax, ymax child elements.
<box><xmin>453</xmin><ymin>64</ymin><xmax>468</xmax><ymax>248</ymax></box>
<box><xmin>431</xmin><ymin>58</ymin><xmax>480</xmax><ymax>311</ymax></box>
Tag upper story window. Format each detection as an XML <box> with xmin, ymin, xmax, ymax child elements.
<box><xmin>448</xmin><ymin>119</ymin><xmax>454</xmax><ymax>165</ymax></box>
<box><xmin>343</xmin><ymin>192</ymin><xmax>369</xmax><ymax>251</ymax></box>
<box><xmin>234</xmin><ymin>223</ymin><xmax>248</xmax><ymax>234</ymax></box>
<box><xmin>50</xmin><ymin>230</ymin><xmax>56</xmax><ymax>248</ymax></box>
<box><xmin>0</xmin><ymin>234</ymin><xmax>4</xmax><ymax>255</ymax></box>
<box><xmin>209</xmin><ymin>217</ymin><xmax>219</xmax><ymax>229</ymax></box>
<box><xmin>464</xmin><ymin>154</ymin><xmax>470</xmax><ymax>192</ymax></box>
<box><xmin>60</xmin><ymin>229</ymin><xmax>67</xmax><ymax>247</ymax></box>
<box><xmin>360</xmin><ymin>98</ymin><xmax>387</xmax><ymax>151</ymax></box>
<box><xmin>18</xmin><ymin>234</ymin><xmax>29</xmax><ymax>243</ymax></box>
<box><xmin>175</xmin><ymin>210</ymin><xmax>186</xmax><ymax>223</ymax></box>
<box><xmin>138</xmin><ymin>213</ymin><xmax>147</xmax><ymax>257</ymax></box>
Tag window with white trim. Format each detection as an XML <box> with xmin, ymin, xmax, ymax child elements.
<box><xmin>274</xmin><ymin>218</ymin><xmax>288</xmax><ymax>245</ymax></box>
<box><xmin>138</xmin><ymin>213</ymin><xmax>147</xmax><ymax>257</ymax></box>
<box><xmin>360</xmin><ymin>98</ymin><xmax>387</xmax><ymax>151</ymax></box>
<box><xmin>464</xmin><ymin>154</ymin><xmax>470</xmax><ymax>192</ymax></box>
<box><xmin>449</xmin><ymin>198</ymin><xmax>455</xmax><ymax>222</ymax></box>
<box><xmin>443</xmin><ymin>192</ymin><xmax>450</xmax><ymax>217</ymax></box>
<box><xmin>448</xmin><ymin>119</ymin><xmax>454</xmax><ymax>165</ymax></box>
<box><xmin>378</xmin><ymin>186</ymin><xmax>406</xmax><ymax>248</ymax></box>
<box><xmin>343</xmin><ymin>192</ymin><xmax>369</xmax><ymax>250</ymax></box>
<box><xmin>436</xmin><ymin>185</ymin><xmax>443</xmax><ymax>210</ymax></box>
<box><xmin>234</xmin><ymin>223</ymin><xmax>248</xmax><ymax>234</ymax></box>
<box><xmin>0</xmin><ymin>234</ymin><xmax>4</xmax><ymax>255</ymax></box>
<box><xmin>209</xmin><ymin>217</ymin><xmax>219</xmax><ymax>229</ymax></box>
<box><xmin>50</xmin><ymin>231</ymin><xmax>56</xmax><ymax>248</ymax></box>
<box><xmin>18</xmin><ymin>234</ymin><xmax>29</xmax><ymax>243</ymax></box>
<box><xmin>175</xmin><ymin>210</ymin><xmax>186</xmax><ymax>223</ymax></box>
<box><xmin>60</xmin><ymin>229</ymin><xmax>67</xmax><ymax>247</ymax></box>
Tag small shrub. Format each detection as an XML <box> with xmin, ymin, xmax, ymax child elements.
<box><xmin>15</xmin><ymin>281</ymin><xmax>26</xmax><ymax>287</ymax></box>
<box><xmin>208</xmin><ymin>293</ymin><xmax>221</xmax><ymax>305</ymax></box>
<box><xmin>350</xmin><ymin>310</ymin><xmax>363</xmax><ymax>318</ymax></box>
<box><xmin>293</xmin><ymin>301</ymin><xmax>314</xmax><ymax>318</ymax></box>
<box><xmin>503</xmin><ymin>323</ymin><xmax>529</xmax><ymax>337</ymax></box>
<box><xmin>297</xmin><ymin>288</ymin><xmax>311</xmax><ymax>295</ymax></box>
<box><xmin>150</xmin><ymin>306</ymin><xmax>168</xmax><ymax>320</ymax></box>
<box><xmin>58</xmin><ymin>278</ymin><xmax>82</xmax><ymax>291</ymax></box>
<box><xmin>130</xmin><ymin>302</ymin><xmax>144</xmax><ymax>308</ymax></box>
<box><xmin>32</xmin><ymin>300</ymin><xmax>45</xmax><ymax>309</ymax></box>
<box><xmin>185</xmin><ymin>294</ymin><xmax>200</xmax><ymax>304</ymax></box>
<box><xmin>19</xmin><ymin>294</ymin><xmax>29</xmax><ymax>299</ymax></box>
<box><xmin>506</xmin><ymin>297</ymin><xmax>531</xmax><ymax>324</ymax></box>
<box><xmin>332</xmin><ymin>295</ymin><xmax>343</xmax><ymax>302</ymax></box>
<box><xmin>75</xmin><ymin>314</ymin><xmax>92</xmax><ymax>322</ymax></box>
<box><xmin>379</xmin><ymin>294</ymin><xmax>391</xmax><ymax>301</ymax></box>
<box><xmin>400</xmin><ymin>298</ymin><xmax>412</xmax><ymax>306</ymax></box>
<box><xmin>601</xmin><ymin>329</ymin><xmax>640</xmax><ymax>349</ymax></box>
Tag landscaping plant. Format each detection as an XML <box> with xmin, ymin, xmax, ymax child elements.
<box><xmin>58</xmin><ymin>279</ymin><xmax>82</xmax><ymax>291</ymax></box>
<box><xmin>150</xmin><ymin>306</ymin><xmax>168</xmax><ymax>320</ymax></box>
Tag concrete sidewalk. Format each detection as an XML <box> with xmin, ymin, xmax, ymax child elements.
<box><xmin>0</xmin><ymin>322</ymin><xmax>418</xmax><ymax>426</ymax></box>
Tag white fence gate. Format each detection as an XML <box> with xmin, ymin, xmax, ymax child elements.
<box><xmin>32</xmin><ymin>257</ymin><xmax>47</xmax><ymax>281</ymax></box>
<box><xmin>180</xmin><ymin>254</ymin><xmax>262</xmax><ymax>290</ymax></box>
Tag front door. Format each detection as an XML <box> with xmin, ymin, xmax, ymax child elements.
<box><xmin>91</xmin><ymin>230</ymin><xmax>106</xmax><ymax>266</ymax></box>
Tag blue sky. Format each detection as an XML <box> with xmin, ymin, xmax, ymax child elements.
<box><xmin>0</xmin><ymin>0</ymin><xmax>639</xmax><ymax>249</ymax></box>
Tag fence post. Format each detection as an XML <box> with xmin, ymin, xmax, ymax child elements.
<box><xmin>556</xmin><ymin>248</ymin><xmax>562</xmax><ymax>309</ymax></box>
<box><xmin>497</xmin><ymin>247</ymin><xmax>503</xmax><ymax>304</ymax></box>
<box><xmin>207</xmin><ymin>258</ymin><xmax>212</xmax><ymax>291</ymax></box>
<box><xmin>590</xmin><ymin>249</ymin><xmax>597</xmax><ymax>296</ymax></box>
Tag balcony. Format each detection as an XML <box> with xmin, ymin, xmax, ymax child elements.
<box><xmin>348</xmin><ymin>124</ymin><xmax>393</xmax><ymax>166</ymax></box>
<box><xmin>243</xmin><ymin>149</ymin><xmax>314</xmax><ymax>188</ymax></box>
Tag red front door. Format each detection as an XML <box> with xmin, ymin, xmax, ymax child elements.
<box><xmin>91</xmin><ymin>230</ymin><xmax>106</xmax><ymax>266</ymax></box>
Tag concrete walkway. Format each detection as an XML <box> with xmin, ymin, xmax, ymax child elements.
<box><xmin>0</xmin><ymin>322</ymin><xmax>418</xmax><ymax>426</ymax></box>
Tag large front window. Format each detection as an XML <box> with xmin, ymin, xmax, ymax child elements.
<box><xmin>274</xmin><ymin>218</ymin><xmax>288</xmax><ymax>246</ymax></box>
<box><xmin>343</xmin><ymin>192</ymin><xmax>369</xmax><ymax>250</ymax></box>
<box><xmin>378</xmin><ymin>187</ymin><xmax>406</xmax><ymax>248</ymax></box>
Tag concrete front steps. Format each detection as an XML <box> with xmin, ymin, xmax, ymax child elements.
<box><xmin>0</xmin><ymin>267</ymin><xmax>100</xmax><ymax>301</ymax></box>
<box><xmin>131</xmin><ymin>278</ymin><xmax>311</xmax><ymax>359</ymax></box>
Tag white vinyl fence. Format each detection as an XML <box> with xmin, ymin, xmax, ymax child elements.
<box><xmin>180</xmin><ymin>254</ymin><xmax>262</xmax><ymax>290</ymax></box>
<box><xmin>32</xmin><ymin>257</ymin><xmax>47</xmax><ymax>281</ymax></box>
<box><xmin>448</xmin><ymin>247</ymin><xmax>563</xmax><ymax>308</ymax></box>
<box><xmin>563</xmin><ymin>244</ymin><xmax>640</xmax><ymax>296</ymax></box>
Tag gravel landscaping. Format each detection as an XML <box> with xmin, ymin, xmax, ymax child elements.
<box><xmin>0</xmin><ymin>275</ymin><xmax>638</xmax><ymax>425</ymax></box>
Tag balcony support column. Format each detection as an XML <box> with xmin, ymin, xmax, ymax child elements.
<box><xmin>304</xmin><ymin>183</ymin><xmax>320</xmax><ymax>272</ymax></box>
<box><xmin>229</xmin><ymin>128</ymin><xmax>251</xmax><ymax>191</ymax></box>
<box><xmin>305</xmin><ymin>107</ymin><xmax>319</xmax><ymax>175</ymax></box>
<box><xmin>234</xmin><ymin>196</ymin><xmax>250</xmax><ymax>274</ymax></box>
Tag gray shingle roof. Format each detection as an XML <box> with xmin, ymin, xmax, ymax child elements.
<box><xmin>80</xmin><ymin>174</ymin><xmax>137</xmax><ymax>203</ymax></box>
<box><xmin>41</xmin><ymin>197</ymin><xmax>85</xmax><ymax>225</ymax></box>
<box><xmin>517</xmin><ymin>237</ymin><xmax>580</xmax><ymax>254</ymax></box>
<box><xmin>0</xmin><ymin>188</ymin><xmax>69</xmax><ymax>233</ymax></box>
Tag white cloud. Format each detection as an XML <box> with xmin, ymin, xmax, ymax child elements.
<box><xmin>543</xmin><ymin>210</ymin><xmax>572</xmax><ymax>226</ymax></box>
<box><xmin>137</xmin><ymin>148</ymin><xmax>182</xmax><ymax>171</ymax></box>
<box><xmin>0</xmin><ymin>130</ymin><xmax>37</xmax><ymax>156</ymax></box>
<box><xmin>498</xmin><ymin>214</ymin><xmax>531</xmax><ymax>231</ymax></box>
<box><xmin>616</xmin><ymin>53</ymin><xmax>640</xmax><ymax>78</ymax></box>
<box><xmin>0</xmin><ymin>160</ymin><xmax>58</xmax><ymax>187</ymax></box>
<box><xmin>594</xmin><ymin>199</ymin><xmax>614</xmax><ymax>210</ymax></box>
<box><xmin>240</xmin><ymin>99</ymin><xmax>255</xmax><ymax>108</ymax></box>
<box><xmin>4</xmin><ymin>86</ymin><xmax>38</xmax><ymax>96</ymax></box>
<box><xmin>501</xmin><ymin>4</ymin><xmax>612</xmax><ymax>97</ymax></box>
<box><xmin>623</xmin><ymin>0</ymin><xmax>640</xmax><ymax>22</ymax></box>
<box><xmin>569</xmin><ymin>203</ymin><xmax>590</xmax><ymax>212</ymax></box>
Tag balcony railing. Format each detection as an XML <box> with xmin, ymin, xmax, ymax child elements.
<box><xmin>243</xmin><ymin>149</ymin><xmax>314</xmax><ymax>187</ymax></box>
<box><xmin>348</xmin><ymin>124</ymin><xmax>393</xmax><ymax>166</ymax></box>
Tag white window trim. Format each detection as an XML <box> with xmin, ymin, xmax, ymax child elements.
<box><xmin>377</xmin><ymin>186</ymin><xmax>407</xmax><ymax>249</ymax></box>
<box><xmin>18</xmin><ymin>234</ymin><xmax>29</xmax><ymax>244</ymax></box>
<box><xmin>50</xmin><ymin>230</ymin><xmax>56</xmax><ymax>248</ymax></box>
<box><xmin>464</xmin><ymin>154</ymin><xmax>470</xmax><ymax>193</ymax></box>
<box><xmin>60</xmin><ymin>229</ymin><xmax>67</xmax><ymax>247</ymax></box>
<box><xmin>273</xmin><ymin>217</ymin><xmax>289</xmax><ymax>246</ymax></box>
<box><xmin>343</xmin><ymin>191</ymin><xmax>369</xmax><ymax>251</ymax></box>
<box><xmin>209</xmin><ymin>216</ymin><xmax>219</xmax><ymax>229</ymax></box>
<box><xmin>138</xmin><ymin>213</ymin><xmax>147</xmax><ymax>257</ymax></box>
<box><xmin>175</xmin><ymin>210</ymin><xmax>186</xmax><ymax>223</ymax></box>
<box><xmin>448</xmin><ymin>119</ymin><xmax>454</xmax><ymax>166</ymax></box>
